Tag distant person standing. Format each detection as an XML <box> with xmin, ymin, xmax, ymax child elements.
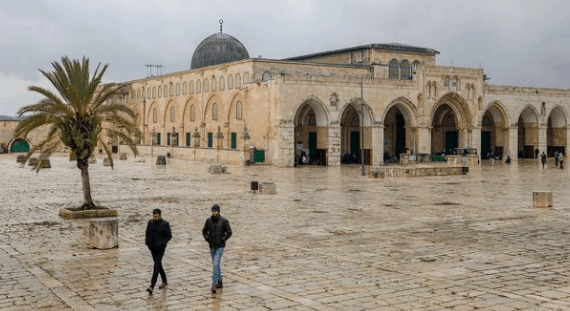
<box><xmin>555</xmin><ymin>150</ymin><xmax>560</xmax><ymax>166</ymax></box>
<box><xmin>541</xmin><ymin>151</ymin><xmax>547</xmax><ymax>168</ymax></box>
<box><xmin>559</xmin><ymin>153</ymin><xmax>564</xmax><ymax>169</ymax></box>
<box><xmin>145</xmin><ymin>209</ymin><xmax>172</xmax><ymax>295</ymax></box>
<box><xmin>535</xmin><ymin>148</ymin><xmax>539</xmax><ymax>159</ymax></box>
<box><xmin>202</xmin><ymin>204</ymin><xmax>232</xmax><ymax>293</ymax></box>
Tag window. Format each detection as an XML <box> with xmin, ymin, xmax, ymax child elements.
<box><xmin>211</xmin><ymin>77</ymin><xmax>217</xmax><ymax>91</ymax></box>
<box><xmin>190</xmin><ymin>105</ymin><xmax>195</xmax><ymax>121</ymax></box>
<box><xmin>228</xmin><ymin>75</ymin><xmax>233</xmax><ymax>89</ymax></box>
<box><xmin>236</xmin><ymin>101</ymin><xmax>243</xmax><ymax>120</ymax></box>
<box><xmin>167</xmin><ymin>133</ymin><xmax>170</xmax><ymax>146</ymax></box>
<box><xmin>400</xmin><ymin>60</ymin><xmax>411</xmax><ymax>80</ymax></box>
<box><xmin>153</xmin><ymin>108</ymin><xmax>157</xmax><ymax>123</ymax></box>
<box><xmin>231</xmin><ymin>132</ymin><xmax>237</xmax><ymax>149</ymax></box>
<box><xmin>212</xmin><ymin>103</ymin><xmax>218</xmax><ymax>121</ymax></box>
<box><xmin>190</xmin><ymin>81</ymin><xmax>194</xmax><ymax>94</ymax></box>
<box><xmin>389</xmin><ymin>59</ymin><xmax>399</xmax><ymax>79</ymax></box>
<box><xmin>147</xmin><ymin>88</ymin><xmax>151</xmax><ymax>99</ymax></box>
<box><xmin>170</xmin><ymin>85</ymin><xmax>174</xmax><ymax>96</ymax></box>
<box><xmin>137</xmin><ymin>89</ymin><xmax>141</xmax><ymax>98</ymax></box>
<box><xmin>204</xmin><ymin>79</ymin><xmax>209</xmax><ymax>92</ymax></box>
<box><xmin>170</xmin><ymin>107</ymin><xmax>175</xmax><ymax>122</ymax></box>
<box><xmin>208</xmin><ymin>132</ymin><xmax>213</xmax><ymax>148</ymax></box>
<box><xmin>182</xmin><ymin>82</ymin><xmax>187</xmax><ymax>94</ymax></box>
<box><xmin>262</xmin><ymin>71</ymin><xmax>272</xmax><ymax>81</ymax></box>
<box><xmin>152</xmin><ymin>87</ymin><xmax>156</xmax><ymax>98</ymax></box>
<box><xmin>243</xmin><ymin>72</ymin><xmax>249</xmax><ymax>84</ymax></box>
<box><xmin>176</xmin><ymin>83</ymin><xmax>180</xmax><ymax>96</ymax></box>
<box><xmin>235</xmin><ymin>73</ymin><xmax>241</xmax><ymax>88</ymax></box>
<box><xmin>186</xmin><ymin>132</ymin><xmax>191</xmax><ymax>146</ymax></box>
<box><xmin>158</xmin><ymin>86</ymin><xmax>162</xmax><ymax>98</ymax></box>
<box><xmin>219</xmin><ymin>76</ymin><xmax>225</xmax><ymax>91</ymax></box>
<box><xmin>196</xmin><ymin>80</ymin><xmax>201</xmax><ymax>93</ymax></box>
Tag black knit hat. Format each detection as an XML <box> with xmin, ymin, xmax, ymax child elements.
<box><xmin>211</xmin><ymin>204</ymin><xmax>220</xmax><ymax>212</ymax></box>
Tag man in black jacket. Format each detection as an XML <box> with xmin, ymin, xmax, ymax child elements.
<box><xmin>202</xmin><ymin>204</ymin><xmax>232</xmax><ymax>293</ymax></box>
<box><xmin>145</xmin><ymin>209</ymin><xmax>172</xmax><ymax>295</ymax></box>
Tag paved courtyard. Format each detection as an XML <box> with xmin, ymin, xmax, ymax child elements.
<box><xmin>1</xmin><ymin>153</ymin><xmax>570</xmax><ymax>310</ymax></box>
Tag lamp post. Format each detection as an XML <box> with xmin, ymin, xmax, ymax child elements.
<box><xmin>216</xmin><ymin>126</ymin><xmax>224</xmax><ymax>164</ymax></box>
<box><xmin>360</xmin><ymin>79</ymin><xmax>365</xmax><ymax>176</ymax></box>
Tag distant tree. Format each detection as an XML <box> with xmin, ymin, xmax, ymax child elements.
<box><xmin>15</xmin><ymin>56</ymin><xmax>139</xmax><ymax>210</ymax></box>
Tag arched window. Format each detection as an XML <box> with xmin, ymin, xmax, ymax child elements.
<box><xmin>211</xmin><ymin>77</ymin><xmax>217</xmax><ymax>91</ymax></box>
<box><xmin>389</xmin><ymin>59</ymin><xmax>399</xmax><ymax>79</ymax></box>
<box><xmin>190</xmin><ymin>105</ymin><xmax>195</xmax><ymax>121</ymax></box>
<box><xmin>219</xmin><ymin>76</ymin><xmax>225</xmax><ymax>91</ymax></box>
<box><xmin>400</xmin><ymin>60</ymin><xmax>410</xmax><ymax>80</ymax></box>
<box><xmin>212</xmin><ymin>103</ymin><xmax>218</xmax><ymax>121</ymax></box>
<box><xmin>147</xmin><ymin>88</ymin><xmax>151</xmax><ymax>99</ymax></box>
<box><xmin>176</xmin><ymin>83</ymin><xmax>180</xmax><ymax>96</ymax></box>
<box><xmin>164</xmin><ymin>85</ymin><xmax>168</xmax><ymax>97</ymax></box>
<box><xmin>153</xmin><ymin>108</ymin><xmax>157</xmax><ymax>123</ymax></box>
<box><xmin>182</xmin><ymin>82</ymin><xmax>187</xmax><ymax>95</ymax></box>
<box><xmin>152</xmin><ymin>87</ymin><xmax>156</xmax><ymax>98</ymax></box>
<box><xmin>196</xmin><ymin>80</ymin><xmax>201</xmax><ymax>93</ymax></box>
<box><xmin>228</xmin><ymin>75</ymin><xmax>234</xmax><ymax>90</ymax></box>
<box><xmin>137</xmin><ymin>89</ymin><xmax>141</xmax><ymax>98</ymax></box>
<box><xmin>235</xmin><ymin>73</ymin><xmax>241</xmax><ymax>88</ymax></box>
<box><xmin>236</xmin><ymin>101</ymin><xmax>243</xmax><ymax>120</ymax></box>
<box><xmin>243</xmin><ymin>72</ymin><xmax>249</xmax><ymax>84</ymax></box>
<box><xmin>170</xmin><ymin>107</ymin><xmax>175</xmax><ymax>122</ymax></box>
<box><xmin>158</xmin><ymin>86</ymin><xmax>162</xmax><ymax>98</ymax></box>
<box><xmin>189</xmin><ymin>81</ymin><xmax>194</xmax><ymax>94</ymax></box>
<box><xmin>169</xmin><ymin>85</ymin><xmax>174</xmax><ymax>96</ymax></box>
<box><xmin>204</xmin><ymin>79</ymin><xmax>209</xmax><ymax>92</ymax></box>
<box><xmin>262</xmin><ymin>71</ymin><xmax>272</xmax><ymax>81</ymax></box>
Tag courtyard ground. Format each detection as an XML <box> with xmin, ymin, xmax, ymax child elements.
<box><xmin>1</xmin><ymin>153</ymin><xmax>570</xmax><ymax>310</ymax></box>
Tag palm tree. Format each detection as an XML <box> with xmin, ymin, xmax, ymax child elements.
<box><xmin>15</xmin><ymin>56</ymin><xmax>139</xmax><ymax>210</ymax></box>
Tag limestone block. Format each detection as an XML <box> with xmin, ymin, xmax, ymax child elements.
<box><xmin>367</xmin><ymin>168</ymin><xmax>385</xmax><ymax>179</ymax></box>
<box><xmin>27</xmin><ymin>157</ymin><xmax>38</xmax><ymax>166</ymax></box>
<box><xmin>156</xmin><ymin>155</ymin><xmax>167</xmax><ymax>165</ymax></box>
<box><xmin>533</xmin><ymin>191</ymin><xmax>553</xmax><ymax>208</ymax></box>
<box><xmin>16</xmin><ymin>155</ymin><xmax>25</xmax><ymax>163</ymax></box>
<box><xmin>89</xmin><ymin>155</ymin><xmax>97</xmax><ymax>164</ymax></box>
<box><xmin>259</xmin><ymin>182</ymin><xmax>277</xmax><ymax>194</ymax></box>
<box><xmin>209</xmin><ymin>164</ymin><xmax>227</xmax><ymax>174</ymax></box>
<box><xmin>40</xmin><ymin>159</ymin><xmax>51</xmax><ymax>168</ymax></box>
<box><xmin>88</xmin><ymin>218</ymin><xmax>119</xmax><ymax>249</ymax></box>
<box><xmin>120</xmin><ymin>153</ymin><xmax>127</xmax><ymax>160</ymax></box>
<box><xmin>103</xmin><ymin>158</ymin><xmax>112</xmax><ymax>166</ymax></box>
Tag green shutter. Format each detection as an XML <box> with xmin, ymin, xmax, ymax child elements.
<box><xmin>186</xmin><ymin>133</ymin><xmax>191</xmax><ymax>146</ymax></box>
<box><xmin>231</xmin><ymin>132</ymin><xmax>237</xmax><ymax>149</ymax></box>
<box><xmin>157</xmin><ymin>133</ymin><xmax>161</xmax><ymax>145</ymax></box>
<box><xmin>167</xmin><ymin>133</ymin><xmax>171</xmax><ymax>146</ymax></box>
<box><xmin>208</xmin><ymin>133</ymin><xmax>213</xmax><ymax>148</ymax></box>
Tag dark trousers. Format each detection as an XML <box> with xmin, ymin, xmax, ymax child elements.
<box><xmin>560</xmin><ymin>161</ymin><xmax>564</xmax><ymax>169</ymax></box>
<box><xmin>150</xmin><ymin>248</ymin><xmax>166</xmax><ymax>288</ymax></box>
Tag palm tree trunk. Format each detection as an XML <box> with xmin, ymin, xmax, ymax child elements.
<box><xmin>78</xmin><ymin>161</ymin><xmax>95</xmax><ymax>209</ymax></box>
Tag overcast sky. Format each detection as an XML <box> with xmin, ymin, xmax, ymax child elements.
<box><xmin>1</xmin><ymin>0</ymin><xmax>569</xmax><ymax>116</ymax></box>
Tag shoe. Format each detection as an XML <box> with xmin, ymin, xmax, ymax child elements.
<box><xmin>146</xmin><ymin>287</ymin><xmax>153</xmax><ymax>295</ymax></box>
<box><xmin>216</xmin><ymin>281</ymin><xmax>223</xmax><ymax>288</ymax></box>
<box><xmin>159</xmin><ymin>282</ymin><xmax>168</xmax><ymax>289</ymax></box>
<box><xmin>211</xmin><ymin>286</ymin><xmax>217</xmax><ymax>293</ymax></box>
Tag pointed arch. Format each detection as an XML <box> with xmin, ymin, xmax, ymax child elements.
<box><xmin>478</xmin><ymin>100</ymin><xmax>510</xmax><ymax>127</ymax></box>
<box><xmin>515</xmin><ymin>104</ymin><xmax>540</xmax><ymax>126</ymax></box>
<box><xmin>547</xmin><ymin>105</ymin><xmax>568</xmax><ymax>128</ymax></box>
<box><xmin>430</xmin><ymin>92</ymin><xmax>472</xmax><ymax>128</ymax></box>
<box><xmin>381</xmin><ymin>96</ymin><xmax>419</xmax><ymax>127</ymax></box>
<box><xmin>147</xmin><ymin>101</ymin><xmax>161</xmax><ymax>125</ymax></box>
<box><xmin>338</xmin><ymin>98</ymin><xmax>374</xmax><ymax>126</ymax></box>
<box><xmin>163</xmin><ymin>100</ymin><xmax>180</xmax><ymax>124</ymax></box>
<box><xmin>294</xmin><ymin>95</ymin><xmax>329</xmax><ymax>126</ymax></box>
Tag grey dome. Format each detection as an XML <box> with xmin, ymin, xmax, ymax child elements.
<box><xmin>191</xmin><ymin>32</ymin><xmax>250</xmax><ymax>69</ymax></box>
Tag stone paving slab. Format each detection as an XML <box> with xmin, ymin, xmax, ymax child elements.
<box><xmin>1</xmin><ymin>154</ymin><xmax>570</xmax><ymax>310</ymax></box>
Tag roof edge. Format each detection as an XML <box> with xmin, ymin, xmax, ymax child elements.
<box><xmin>283</xmin><ymin>43</ymin><xmax>440</xmax><ymax>61</ymax></box>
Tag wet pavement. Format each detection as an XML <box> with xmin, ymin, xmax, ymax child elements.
<box><xmin>1</xmin><ymin>153</ymin><xmax>570</xmax><ymax>310</ymax></box>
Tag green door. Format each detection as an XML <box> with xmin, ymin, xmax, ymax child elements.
<box><xmin>231</xmin><ymin>132</ymin><xmax>237</xmax><ymax>149</ymax></box>
<box><xmin>186</xmin><ymin>133</ymin><xmax>191</xmax><ymax>147</ymax></box>
<box><xmin>208</xmin><ymin>133</ymin><xmax>213</xmax><ymax>148</ymax></box>
<box><xmin>446</xmin><ymin>131</ymin><xmax>458</xmax><ymax>151</ymax></box>
<box><xmin>156</xmin><ymin>133</ymin><xmax>161</xmax><ymax>145</ymax></box>
<box><xmin>309</xmin><ymin>132</ymin><xmax>317</xmax><ymax>160</ymax></box>
<box><xmin>254</xmin><ymin>150</ymin><xmax>265</xmax><ymax>162</ymax></box>
<box><xmin>10</xmin><ymin>139</ymin><xmax>29</xmax><ymax>153</ymax></box>
<box><xmin>167</xmin><ymin>133</ymin><xmax>171</xmax><ymax>146</ymax></box>
<box><xmin>481</xmin><ymin>131</ymin><xmax>491</xmax><ymax>158</ymax></box>
<box><xmin>351</xmin><ymin>132</ymin><xmax>360</xmax><ymax>155</ymax></box>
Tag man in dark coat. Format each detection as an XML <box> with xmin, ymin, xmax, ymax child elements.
<box><xmin>541</xmin><ymin>151</ymin><xmax>547</xmax><ymax>168</ymax></box>
<box><xmin>202</xmin><ymin>204</ymin><xmax>232</xmax><ymax>293</ymax></box>
<box><xmin>145</xmin><ymin>209</ymin><xmax>172</xmax><ymax>295</ymax></box>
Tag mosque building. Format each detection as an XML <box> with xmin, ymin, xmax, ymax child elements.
<box><xmin>3</xmin><ymin>22</ymin><xmax>570</xmax><ymax>167</ymax></box>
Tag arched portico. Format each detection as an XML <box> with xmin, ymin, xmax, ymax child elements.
<box><xmin>293</xmin><ymin>97</ymin><xmax>329</xmax><ymax>165</ymax></box>
<box><xmin>547</xmin><ymin>106</ymin><xmax>567</xmax><ymax>156</ymax></box>
<box><xmin>382</xmin><ymin>97</ymin><xmax>418</xmax><ymax>163</ymax></box>
<box><xmin>430</xmin><ymin>93</ymin><xmax>472</xmax><ymax>154</ymax></box>
<box><xmin>479</xmin><ymin>102</ymin><xmax>509</xmax><ymax>159</ymax></box>
<box><xmin>517</xmin><ymin>106</ymin><xmax>539</xmax><ymax>159</ymax></box>
<box><xmin>339</xmin><ymin>99</ymin><xmax>374</xmax><ymax>165</ymax></box>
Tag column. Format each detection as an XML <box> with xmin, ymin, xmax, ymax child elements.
<box><xmin>471</xmin><ymin>126</ymin><xmax>481</xmax><ymax>155</ymax></box>
<box><xmin>417</xmin><ymin>125</ymin><xmax>431</xmax><ymax>154</ymax></box>
<box><xmin>507</xmin><ymin>126</ymin><xmax>518</xmax><ymax>161</ymax></box>
<box><xmin>327</xmin><ymin>125</ymin><xmax>341</xmax><ymax>166</ymax></box>
<box><xmin>370</xmin><ymin>125</ymin><xmax>384</xmax><ymax>165</ymax></box>
<box><xmin>277</xmin><ymin>124</ymin><xmax>295</xmax><ymax>167</ymax></box>
<box><xmin>538</xmin><ymin>125</ymin><xmax>547</xmax><ymax>154</ymax></box>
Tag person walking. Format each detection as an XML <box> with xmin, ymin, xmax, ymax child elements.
<box><xmin>559</xmin><ymin>153</ymin><xmax>564</xmax><ymax>169</ymax></box>
<box><xmin>202</xmin><ymin>204</ymin><xmax>232</xmax><ymax>293</ymax></box>
<box><xmin>145</xmin><ymin>209</ymin><xmax>172</xmax><ymax>295</ymax></box>
<box><xmin>541</xmin><ymin>151</ymin><xmax>547</xmax><ymax>168</ymax></box>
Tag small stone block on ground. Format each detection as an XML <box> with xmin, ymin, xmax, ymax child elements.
<box><xmin>120</xmin><ymin>153</ymin><xmax>127</xmax><ymax>160</ymax></box>
<box><xmin>259</xmin><ymin>181</ymin><xmax>277</xmax><ymax>194</ymax></box>
<box><xmin>533</xmin><ymin>191</ymin><xmax>553</xmax><ymax>208</ymax></box>
<box><xmin>103</xmin><ymin>158</ymin><xmax>112</xmax><ymax>166</ymax></box>
<box><xmin>209</xmin><ymin>164</ymin><xmax>227</xmax><ymax>174</ymax></box>
<box><xmin>27</xmin><ymin>157</ymin><xmax>38</xmax><ymax>166</ymax></box>
<box><xmin>16</xmin><ymin>155</ymin><xmax>25</xmax><ymax>163</ymax></box>
<box><xmin>40</xmin><ymin>159</ymin><xmax>51</xmax><ymax>168</ymax></box>
<box><xmin>88</xmin><ymin>217</ymin><xmax>119</xmax><ymax>249</ymax></box>
<box><xmin>156</xmin><ymin>155</ymin><xmax>166</xmax><ymax>165</ymax></box>
<box><xmin>89</xmin><ymin>155</ymin><xmax>97</xmax><ymax>164</ymax></box>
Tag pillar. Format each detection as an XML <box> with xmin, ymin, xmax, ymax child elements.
<box><xmin>417</xmin><ymin>125</ymin><xmax>431</xmax><ymax>154</ymax></box>
<box><xmin>471</xmin><ymin>126</ymin><xmax>482</xmax><ymax>155</ymax></box>
<box><xmin>371</xmin><ymin>125</ymin><xmax>384</xmax><ymax>165</ymax></box>
<box><xmin>538</xmin><ymin>125</ymin><xmax>547</xmax><ymax>154</ymax></box>
<box><xmin>507</xmin><ymin>126</ymin><xmax>518</xmax><ymax>161</ymax></box>
<box><xmin>328</xmin><ymin>125</ymin><xmax>341</xmax><ymax>166</ymax></box>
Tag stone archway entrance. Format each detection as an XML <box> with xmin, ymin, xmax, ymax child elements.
<box><xmin>383</xmin><ymin>106</ymin><xmax>407</xmax><ymax>163</ymax></box>
<box><xmin>431</xmin><ymin>104</ymin><xmax>458</xmax><ymax>154</ymax></box>
<box><xmin>340</xmin><ymin>104</ymin><xmax>362</xmax><ymax>164</ymax></box>
<box><xmin>547</xmin><ymin>107</ymin><xmax>567</xmax><ymax>156</ymax></box>
<box><xmin>480</xmin><ymin>104</ymin><xmax>508</xmax><ymax>159</ymax></box>
<box><xmin>294</xmin><ymin>100</ymin><xmax>328</xmax><ymax>165</ymax></box>
<box><xmin>518</xmin><ymin>107</ymin><xmax>539</xmax><ymax>159</ymax></box>
<box><xmin>10</xmin><ymin>138</ymin><xmax>29</xmax><ymax>153</ymax></box>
